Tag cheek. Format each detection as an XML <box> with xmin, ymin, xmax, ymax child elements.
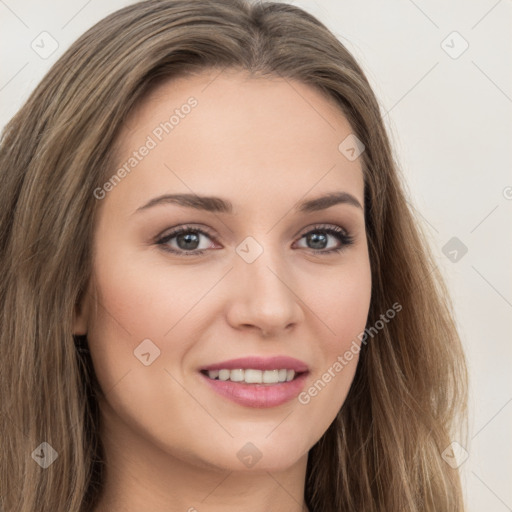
<box><xmin>88</xmin><ymin>244</ymin><xmax>206</xmax><ymax>342</ymax></box>
<box><xmin>313</xmin><ymin>256</ymin><xmax>372</xmax><ymax>353</ymax></box>
<box><xmin>296</xmin><ymin>258</ymin><xmax>371</xmax><ymax>416</ymax></box>
<box><xmin>84</xmin><ymin>252</ymin><xmax>175</xmax><ymax>393</ymax></box>
<box><xmin>84</xmin><ymin>255</ymin><xmax>203</xmax><ymax>448</ymax></box>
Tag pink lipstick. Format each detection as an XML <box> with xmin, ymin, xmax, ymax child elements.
<box><xmin>199</xmin><ymin>356</ymin><xmax>309</xmax><ymax>408</ymax></box>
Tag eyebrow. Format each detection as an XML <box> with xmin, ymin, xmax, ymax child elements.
<box><xmin>134</xmin><ymin>191</ymin><xmax>363</xmax><ymax>215</ymax></box>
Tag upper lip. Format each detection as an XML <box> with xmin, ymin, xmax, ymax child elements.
<box><xmin>200</xmin><ymin>356</ymin><xmax>309</xmax><ymax>373</ymax></box>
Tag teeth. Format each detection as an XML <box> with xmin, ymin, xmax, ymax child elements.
<box><xmin>262</xmin><ymin>370</ymin><xmax>279</xmax><ymax>384</ymax></box>
<box><xmin>229</xmin><ymin>369</ymin><xmax>244</xmax><ymax>382</ymax></box>
<box><xmin>206</xmin><ymin>369</ymin><xmax>297</xmax><ymax>384</ymax></box>
<box><xmin>245</xmin><ymin>369</ymin><xmax>262</xmax><ymax>383</ymax></box>
<box><xmin>218</xmin><ymin>369</ymin><xmax>230</xmax><ymax>381</ymax></box>
<box><xmin>208</xmin><ymin>369</ymin><xmax>219</xmax><ymax>379</ymax></box>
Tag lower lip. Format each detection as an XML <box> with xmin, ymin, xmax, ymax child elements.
<box><xmin>200</xmin><ymin>372</ymin><xmax>309</xmax><ymax>408</ymax></box>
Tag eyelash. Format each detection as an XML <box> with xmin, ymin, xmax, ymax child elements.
<box><xmin>155</xmin><ymin>223</ymin><xmax>355</xmax><ymax>257</ymax></box>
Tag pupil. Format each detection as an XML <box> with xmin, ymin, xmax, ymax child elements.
<box><xmin>308</xmin><ymin>233</ymin><xmax>327</xmax><ymax>249</ymax></box>
<box><xmin>178</xmin><ymin>232</ymin><xmax>199</xmax><ymax>250</ymax></box>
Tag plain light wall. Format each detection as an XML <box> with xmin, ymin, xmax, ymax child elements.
<box><xmin>1</xmin><ymin>1</ymin><xmax>511</xmax><ymax>510</ymax></box>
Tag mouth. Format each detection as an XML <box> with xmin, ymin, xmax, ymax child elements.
<box><xmin>198</xmin><ymin>356</ymin><xmax>309</xmax><ymax>408</ymax></box>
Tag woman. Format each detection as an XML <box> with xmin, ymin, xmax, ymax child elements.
<box><xmin>0</xmin><ymin>0</ymin><xmax>468</xmax><ymax>510</ymax></box>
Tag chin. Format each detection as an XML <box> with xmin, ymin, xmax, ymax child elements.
<box><xmin>170</xmin><ymin>436</ymin><xmax>311</xmax><ymax>474</ymax></box>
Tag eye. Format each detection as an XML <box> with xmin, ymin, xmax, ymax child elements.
<box><xmin>294</xmin><ymin>224</ymin><xmax>354</xmax><ymax>255</ymax></box>
<box><xmin>155</xmin><ymin>223</ymin><xmax>354</xmax><ymax>256</ymax></box>
<box><xmin>155</xmin><ymin>225</ymin><xmax>217</xmax><ymax>256</ymax></box>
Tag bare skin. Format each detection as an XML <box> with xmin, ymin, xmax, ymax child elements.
<box><xmin>74</xmin><ymin>68</ymin><xmax>372</xmax><ymax>512</ymax></box>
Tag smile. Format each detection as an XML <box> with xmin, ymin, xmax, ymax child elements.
<box><xmin>202</xmin><ymin>368</ymin><xmax>297</xmax><ymax>384</ymax></box>
<box><xmin>199</xmin><ymin>356</ymin><xmax>310</xmax><ymax>408</ymax></box>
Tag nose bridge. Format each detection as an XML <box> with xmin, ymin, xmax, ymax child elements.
<box><xmin>229</xmin><ymin>233</ymin><xmax>302</xmax><ymax>334</ymax></box>
<box><xmin>236</xmin><ymin>234</ymin><xmax>287</xmax><ymax>291</ymax></box>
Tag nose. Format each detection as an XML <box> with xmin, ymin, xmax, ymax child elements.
<box><xmin>225</xmin><ymin>242</ymin><xmax>305</xmax><ymax>338</ymax></box>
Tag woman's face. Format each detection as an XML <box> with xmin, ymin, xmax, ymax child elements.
<box><xmin>76</xmin><ymin>69</ymin><xmax>372</xmax><ymax>474</ymax></box>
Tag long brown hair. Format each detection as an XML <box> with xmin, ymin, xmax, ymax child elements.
<box><xmin>0</xmin><ymin>0</ymin><xmax>468</xmax><ymax>510</ymax></box>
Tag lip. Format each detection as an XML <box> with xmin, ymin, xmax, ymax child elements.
<box><xmin>200</xmin><ymin>371</ymin><xmax>309</xmax><ymax>408</ymax></box>
<box><xmin>199</xmin><ymin>356</ymin><xmax>310</xmax><ymax>409</ymax></box>
<box><xmin>200</xmin><ymin>356</ymin><xmax>309</xmax><ymax>373</ymax></box>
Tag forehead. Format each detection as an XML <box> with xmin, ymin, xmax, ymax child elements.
<box><xmin>109</xmin><ymin>69</ymin><xmax>365</xmax><ymax>215</ymax></box>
